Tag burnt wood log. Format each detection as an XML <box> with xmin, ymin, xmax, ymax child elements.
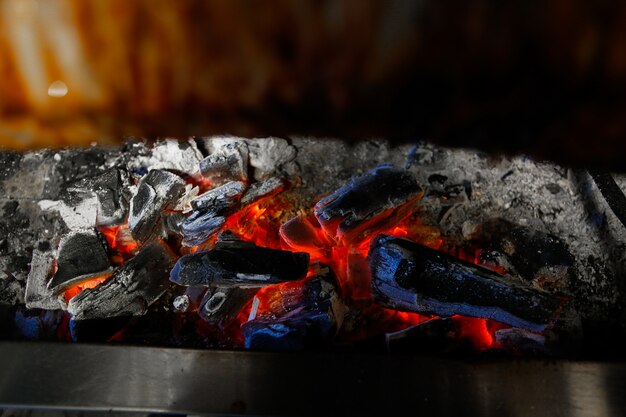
<box><xmin>198</xmin><ymin>286</ymin><xmax>258</xmax><ymax>324</ymax></box>
<box><xmin>369</xmin><ymin>235</ymin><xmax>560</xmax><ymax>331</ymax></box>
<box><xmin>47</xmin><ymin>230</ymin><xmax>111</xmax><ymax>292</ymax></box>
<box><xmin>68</xmin><ymin>241</ymin><xmax>177</xmax><ymax>320</ymax></box>
<box><xmin>170</xmin><ymin>235</ymin><xmax>310</xmax><ymax>287</ymax></box>
<box><xmin>314</xmin><ymin>164</ymin><xmax>422</xmax><ymax>244</ymax></box>
<box><xmin>128</xmin><ymin>169</ymin><xmax>185</xmax><ymax>243</ymax></box>
<box><xmin>190</xmin><ymin>181</ymin><xmax>246</xmax><ymax>212</ymax></box>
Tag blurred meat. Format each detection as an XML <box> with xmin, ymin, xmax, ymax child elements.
<box><xmin>1</xmin><ymin>1</ymin><xmax>626</xmax><ymax>169</ymax></box>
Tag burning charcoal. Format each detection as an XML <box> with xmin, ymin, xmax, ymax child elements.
<box><xmin>47</xmin><ymin>230</ymin><xmax>112</xmax><ymax>292</ymax></box>
<box><xmin>128</xmin><ymin>169</ymin><xmax>185</xmax><ymax>243</ymax></box>
<box><xmin>198</xmin><ymin>286</ymin><xmax>257</xmax><ymax>323</ymax></box>
<box><xmin>200</xmin><ymin>141</ymin><xmax>249</xmax><ymax>184</ymax></box>
<box><xmin>171</xmin><ymin>236</ymin><xmax>309</xmax><ymax>287</ymax></box>
<box><xmin>280</xmin><ymin>214</ymin><xmax>328</xmax><ymax>254</ymax></box>
<box><xmin>240</xmin><ymin>177</ymin><xmax>285</xmax><ymax>206</ymax></box>
<box><xmin>369</xmin><ymin>235</ymin><xmax>560</xmax><ymax>331</ymax></box>
<box><xmin>68</xmin><ymin>241</ymin><xmax>177</xmax><ymax>320</ymax></box>
<box><xmin>314</xmin><ymin>165</ymin><xmax>423</xmax><ymax>244</ymax></box>
<box><xmin>242</xmin><ymin>270</ymin><xmax>345</xmax><ymax>350</ymax></box>
<box><xmin>25</xmin><ymin>248</ymin><xmax>65</xmax><ymax>310</ymax></box>
<box><xmin>190</xmin><ymin>181</ymin><xmax>246</xmax><ymax>211</ymax></box>
<box><xmin>180</xmin><ymin>211</ymin><xmax>227</xmax><ymax>247</ymax></box>
<box><xmin>180</xmin><ymin>181</ymin><xmax>247</xmax><ymax>246</ymax></box>
<box><xmin>464</xmin><ymin>219</ymin><xmax>574</xmax><ymax>287</ymax></box>
<box><xmin>67</xmin><ymin>169</ymin><xmax>128</xmax><ymax>226</ymax></box>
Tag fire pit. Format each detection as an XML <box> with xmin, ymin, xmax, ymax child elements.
<box><xmin>1</xmin><ymin>136</ymin><xmax>624</xmax><ymax>359</ymax></box>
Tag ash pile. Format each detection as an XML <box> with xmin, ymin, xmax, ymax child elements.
<box><xmin>0</xmin><ymin>137</ymin><xmax>624</xmax><ymax>357</ymax></box>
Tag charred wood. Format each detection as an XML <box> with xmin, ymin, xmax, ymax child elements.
<box><xmin>47</xmin><ymin>230</ymin><xmax>111</xmax><ymax>292</ymax></box>
<box><xmin>314</xmin><ymin>165</ymin><xmax>422</xmax><ymax>244</ymax></box>
<box><xmin>67</xmin><ymin>169</ymin><xmax>129</xmax><ymax>226</ymax></box>
<box><xmin>200</xmin><ymin>141</ymin><xmax>249</xmax><ymax>184</ymax></box>
<box><xmin>170</xmin><ymin>236</ymin><xmax>309</xmax><ymax>287</ymax></box>
<box><xmin>369</xmin><ymin>235</ymin><xmax>560</xmax><ymax>331</ymax></box>
<box><xmin>128</xmin><ymin>169</ymin><xmax>185</xmax><ymax>243</ymax></box>
<box><xmin>242</xmin><ymin>270</ymin><xmax>345</xmax><ymax>350</ymax></box>
<box><xmin>240</xmin><ymin>177</ymin><xmax>285</xmax><ymax>206</ymax></box>
<box><xmin>68</xmin><ymin>241</ymin><xmax>177</xmax><ymax>320</ymax></box>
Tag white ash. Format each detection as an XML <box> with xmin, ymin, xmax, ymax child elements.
<box><xmin>38</xmin><ymin>194</ymin><xmax>99</xmax><ymax>230</ymax></box>
<box><xmin>24</xmin><ymin>248</ymin><xmax>66</xmax><ymax>310</ymax></box>
<box><xmin>173</xmin><ymin>294</ymin><xmax>191</xmax><ymax>312</ymax></box>
<box><xmin>201</xmin><ymin>136</ymin><xmax>297</xmax><ymax>180</ymax></box>
<box><xmin>134</xmin><ymin>138</ymin><xmax>204</xmax><ymax>175</ymax></box>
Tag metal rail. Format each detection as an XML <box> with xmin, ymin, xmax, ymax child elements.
<box><xmin>1</xmin><ymin>341</ymin><xmax>625</xmax><ymax>417</ymax></box>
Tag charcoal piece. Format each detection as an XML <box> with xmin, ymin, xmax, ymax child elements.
<box><xmin>198</xmin><ymin>286</ymin><xmax>257</xmax><ymax>323</ymax></box>
<box><xmin>25</xmin><ymin>249</ymin><xmax>65</xmax><ymax>310</ymax></box>
<box><xmin>200</xmin><ymin>141</ymin><xmax>249</xmax><ymax>184</ymax></box>
<box><xmin>67</xmin><ymin>169</ymin><xmax>128</xmax><ymax>226</ymax></box>
<box><xmin>180</xmin><ymin>181</ymin><xmax>247</xmax><ymax>247</ymax></box>
<box><xmin>242</xmin><ymin>272</ymin><xmax>344</xmax><ymax>350</ymax></box>
<box><xmin>68</xmin><ymin>241</ymin><xmax>177</xmax><ymax>320</ymax></box>
<box><xmin>314</xmin><ymin>164</ymin><xmax>422</xmax><ymax>244</ymax></box>
<box><xmin>190</xmin><ymin>181</ymin><xmax>246</xmax><ymax>211</ymax></box>
<box><xmin>466</xmin><ymin>219</ymin><xmax>574</xmax><ymax>284</ymax></box>
<box><xmin>128</xmin><ymin>169</ymin><xmax>185</xmax><ymax>243</ymax></box>
<box><xmin>386</xmin><ymin>318</ymin><xmax>459</xmax><ymax>353</ymax></box>
<box><xmin>170</xmin><ymin>238</ymin><xmax>309</xmax><ymax>287</ymax></box>
<box><xmin>280</xmin><ymin>214</ymin><xmax>327</xmax><ymax>252</ymax></box>
<box><xmin>369</xmin><ymin>235</ymin><xmax>560</xmax><ymax>331</ymax></box>
<box><xmin>240</xmin><ymin>177</ymin><xmax>285</xmax><ymax>206</ymax></box>
<box><xmin>180</xmin><ymin>211</ymin><xmax>226</xmax><ymax>247</ymax></box>
<box><xmin>47</xmin><ymin>230</ymin><xmax>111</xmax><ymax>291</ymax></box>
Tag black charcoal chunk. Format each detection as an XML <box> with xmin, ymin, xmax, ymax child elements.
<box><xmin>190</xmin><ymin>181</ymin><xmax>246</xmax><ymax>211</ymax></box>
<box><xmin>68</xmin><ymin>241</ymin><xmax>177</xmax><ymax>320</ymax></box>
<box><xmin>369</xmin><ymin>235</ymin><xmax>560</xmax><ymax>331</ymax></box>
<box><xmin>180</xmin><ymin>211</ymin><xmax>226</xmax><ymax>247</ymax></box>
<box><xmin>180</xmin><ymin>181</ymin><xmax>247</xmax><ymax>247</ymax></box>
<box><xmin>67</xmin><ymin>169</ymin><xmax>128</xmax><ymax>226</ymax></box>
<box><xmin>47</xmin><ymin>230</ymin><xmax>111</xmax><ymax>292</ymax></box>
<box><xmin>129</xmin><ymin>169</ymin><xmax>185</xmax><ymax>243</ymax></box>
<box><xmin>198</xmin><ymin>286</ymin><xmax>257</xmax><ymax>323</ymax></box>
<box><xmin>240</xmin><ymin>177</ymin><xmax>285</xmax><ymax>206</ymax></box>
<box><xmin>200</xmin><ymin>141</ymin><xmax>249</xmax><ymax>184</ymax></box>
<box><xmin>242</xmin><ymin>272</ymin><xmax>344</xmax><ymax>351</ymax></box>
<box><xmin>314</xmin><ymin>164</ymin><xmax>422</xmax><ymax>244</ymax></box>
<box><xmin>495</xmin><ymin>328</ymin><xmax>548</xmax><ymax>356</ymax></box>
<box><xmin>170</xmin><ymin>237</ymin><xmax>309</xmax><ymax>287</ymax></box>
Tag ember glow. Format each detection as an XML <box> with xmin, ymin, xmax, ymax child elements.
<box><xmin>19</xmin><ymin>138</ymin><xmax>563</xmax><ymax>355</ymax></box>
